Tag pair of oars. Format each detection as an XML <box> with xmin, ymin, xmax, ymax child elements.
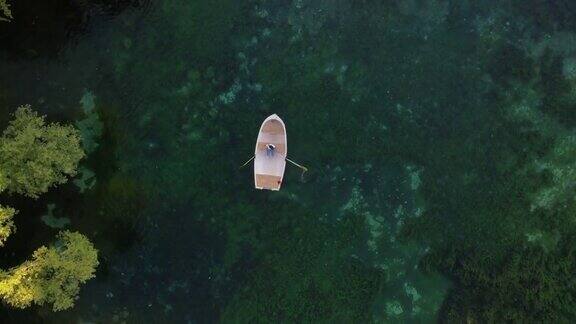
<box><xmin>239</xmin><ymin>155</ymin><xmax>308</xmax><ymax>178</ymax></box>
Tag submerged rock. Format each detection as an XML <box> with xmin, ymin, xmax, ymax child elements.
<box><xmin>73</xmin><ymin>166</ymin><xmax>97</xmax><ymax>193</ymax></box>
<box><xmin>76</xmin><ymin>90</ymin><xmax>103</xmax><ymax>154</ymax></box>
<box><xmin>41</xmin><ymin>203</ymin><xmax>71</xmax><ymax>229</ymax></box>
<box><xmin>80</xmin><ymin>90</ymin><xmax>96</xmax><ymax>114</ymax></box>
<box><xmin>386</xmin><ymin>301</ymin><xmax>404</xmax><ymax>316</ymax></box>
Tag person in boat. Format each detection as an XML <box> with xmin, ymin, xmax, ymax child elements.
<box><xmin>266</xmin><ymin>143</ymin><xmax>276</xmax><ymax>157</ymax></box>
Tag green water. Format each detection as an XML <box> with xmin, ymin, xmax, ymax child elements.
<box><xmin>1</xmin><ymin>0</ymin><xmax>576</xmax><ymax>322</ymax></box>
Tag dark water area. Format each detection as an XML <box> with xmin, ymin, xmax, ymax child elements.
<box><xmin>1</xmin><ymin>0</ymin><xmax>576</xmax><ymax>322</ymax></box>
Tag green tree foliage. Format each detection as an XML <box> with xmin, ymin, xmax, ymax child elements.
<box><xmin>0</xmin><ymin>231</ymin><xmax>99</xmax><ymax>311</ymax></box>
<box><xmin>0</xmin><ymin>106</ymin><xmax>98</xmax><ymax>312</ymax></box>
<box><xmin>0</xmin><ymin>0</ymin><xmax>11</xmax><ymax>22</ymax></box>
<box><xmin>0</xmin><ymin>205</ymin><xmax>15</xmax><ymax>246</ymax></box>
<box><xmin>0</xmin><ymin>105</ymin><xmax>85</xmax><ymax>198</ymax></box>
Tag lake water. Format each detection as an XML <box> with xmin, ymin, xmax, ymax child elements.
<box><xmin>1</xmin><ymin>0</ymin><xmax>576</xmax><ymax>322</ymax></box>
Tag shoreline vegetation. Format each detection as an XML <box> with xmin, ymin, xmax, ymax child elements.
<box><xmin>0</xmin><ymin>106</ymin><xmax>98</xmax><ymax>311</ymax></box>
<box><xmin>0</xmin><ymin>0</ymin><xmax>11</xmax><ymax>22</ymax></box>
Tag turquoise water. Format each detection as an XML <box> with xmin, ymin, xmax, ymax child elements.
<box><xmin>1</xmin><ymin>0</ymin><xmax>576</xmax><ymax>322</ymax></box>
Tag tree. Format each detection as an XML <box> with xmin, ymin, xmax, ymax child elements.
<box><xmin>0</xmin><ymin>105</ymin><xmax>85</xmax><ymax>198</ymax></box>
<box><xmin>0</xmin><ymin>0</ymin><xmax>11</xmax><ymax>22</ymax></box>
<box><xmin>0</xmin><ymin>106</ymin><xmax>97</xmax><ymax>311</ymax></box>
<box><xmin>0</xmin><ymin>231</ymin><xmax>99</xmax><ymax>311</ymax></box>
<box><xmin>0</xmin><ymin>205</ymin><xmax>15</xmax><ymax>247</ymax></box>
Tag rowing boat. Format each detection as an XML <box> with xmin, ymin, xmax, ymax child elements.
<box><xmin>254</xmin><ymin>114</ymin><xmax>286</xmax><ymax>190</ymax></box>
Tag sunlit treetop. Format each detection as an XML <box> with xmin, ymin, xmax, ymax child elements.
<box><xmin>0</xmin><ymin>0</ymin><xmax>11</xmax><ymax>22</ymax></box>
<box><xmin>0</xmin><ymin>105</ymin><xmax>85</xmax><ymax>198</ymax></box>
<box><xmin>0</xmin><ymin>231</ymin><xmax>99</xmax><ymax>311</ymax></box>
<box><xmin>0</xmin><ymin>206</ymin><xmax>15</xmax><ymax>247</ymax></box>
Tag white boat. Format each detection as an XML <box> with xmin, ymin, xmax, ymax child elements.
<box><xmin>254</xmin><ymin>114</ymin><xmax>287</xmax><ymax>190</ymax></box>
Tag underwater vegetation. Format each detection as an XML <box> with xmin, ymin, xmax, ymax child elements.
<box><xmin>85</xmin><ymin>172</ymin><xmax>148</xmax><ymax>255</ymax></box>
<box><xmin>0</xmin><ymin>106</ymin><xmax>97</xmax><ymax>312</ymax></box>
<box><xmin>430</xmin><ymin>236</ymin><xmax>576</xmax><ymax>322</ymax></box>
<box><xmin>221</xmin><ymin>203</ymin><xmax>385</xmax><ymax>322</ymax></box>
<box><xmin>398</xmin><ymin>2</ymin><xmax>576</xmax><ymax>321</ymax></box>
<box><xmin>4</xmin><ymin>0</ymin><xmax>576</xmax><ymax>322</ymax></box>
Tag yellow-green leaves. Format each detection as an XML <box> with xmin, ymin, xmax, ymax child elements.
<box><xmin>0</xmin><ymin>231</ymin><xmax>99</xmax><ymax>311</ymax></box>
<box><xmin>0</xmin><ymin>169</ymin><xmax>8</xmax><ymax>193</ymax></box>
<box><xmin>0</xmin><ymin>106</ymin><xmax>85</xmax><ymax>198</ymax></box>
<box><xmin>0</xmin><ymin>0</ymin><xmax>11</xmax><ymax>22</ymax></box>
<box><xmin>0</xmin><ymin>206</ymin><xmax>15</xmax><ymax>246</ymax></box>
<box><xmin>0</xmin><ymin>106</ymin><xmax>96</xmax><ymax>311</ymax></box>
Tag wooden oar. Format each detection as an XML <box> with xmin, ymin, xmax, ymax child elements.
<box><xmin>239</xmin><ymin>155</ymin><xmax>254</xmax><ymax>169</ymax></box>
<box><xmin>286</xmin><ymin>157</ymin><xmax>308</xmax><ymax>181</ymax></box>
<box><xmin>242</xmin><ymin>155</ymin><xmax>308</xmax><ymax>180</ymax></box>
<box><xmin>286</xmin><ymin>157</ymin><xmax>308</xmax><ymax>172</ymax></box>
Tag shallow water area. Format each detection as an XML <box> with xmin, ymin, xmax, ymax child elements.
<box><xmin>1</xmin><ymin>0</ymin><xmax>576</xmax><ymax>322</ymax></box>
